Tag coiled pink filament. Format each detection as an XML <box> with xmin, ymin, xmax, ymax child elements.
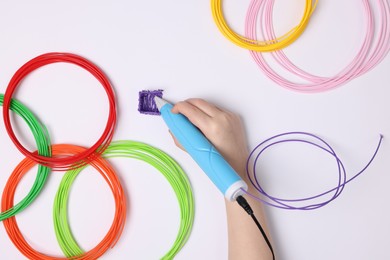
<box><xmin>245</xmin><ymin>0</ymin><xmax>390</xmax><ymax>93</ymax></box>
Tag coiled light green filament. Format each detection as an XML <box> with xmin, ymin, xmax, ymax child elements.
<box><xmin>53</xmin><ymin>140</ymin><xmax>195</xmax><ymax>259</ymax></box>
<box><xmin>0</xmin><ymin>93</ymin><xmax>51</xmax><ymax>221</ymax></box>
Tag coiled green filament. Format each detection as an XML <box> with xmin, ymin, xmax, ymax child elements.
<box><xmin>53</xmin><ymin>140</ymin><xmax>195</xmax><ymax>259</ymax></box>
<box><xmin>0</xmin><ymin>93</ymin><xmax>51</xmax><ymax>221</ymax></box>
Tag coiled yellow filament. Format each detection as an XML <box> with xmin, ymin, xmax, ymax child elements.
<box><xmin>211</xmin><ymin>0</ymin><xmax>317</xmax><ymax>51</ymax></box>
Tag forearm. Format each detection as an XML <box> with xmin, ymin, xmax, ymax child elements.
<box><xmin>225</xmin><ymin>155</ymin><xmax>274</xmax><ymax>260</ymax></box>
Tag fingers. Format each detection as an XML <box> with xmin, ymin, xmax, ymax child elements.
<box><xmin>185</xmin><ymin>98</ymin><xmax>223</xmax><ymax>117</ymax></box>
<box><xmin>171</xmin><ymin>100</ymin><xmax>212</xmax><ymax>130</ymax></box>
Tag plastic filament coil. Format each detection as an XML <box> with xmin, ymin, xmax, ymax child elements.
<box><xmin>2</xmin><ymin>141</ymin><xmax>194</xmax><ymax>260</ymax></box>
<box><xmin>246</xmin><ymin>0</ymin><xmax>390</xmax><ymax>92</ymax></box>
<box><xmin>89</xmin><ymin>141</ymin><xmax>195</xmax><ymax>259</ymax></box>
<box><xmin>244</xmin><ymin>132</ymin><xmax>383</xmax><ymax>210</ymax></box>
<box><xmin>2</xmin><ymin>144</ymin><xmax>126</xmax><ymax>260</ymax></box>
<box><xmin>2</xmin><ymin>52</ymin><xmax>117</xmax><ymax>170</ymax></box>
<box><xmin>211</xmin><ymin>0</ymin><xmax>317</xmax><ymax>51</ymax></box>
<box><xmin>0</xmin><ymin>94</ymin><xmax>51</xmax><ymax>221</ymax></box>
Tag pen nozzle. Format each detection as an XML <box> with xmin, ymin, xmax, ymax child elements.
<box><xmin>154</xmin><ymin>96</ymin><xmax>168</xmax><ymax>111</ymax></box>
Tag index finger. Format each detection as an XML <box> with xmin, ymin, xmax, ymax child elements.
<box><xmin>171</xmin><ymin>101</ymin><xmax>212</xmax><ymax>130</ymax></box>
<box><xmin>185</xmin><ymin>98</ymin><xmax>223</xmax><ymax>117</ymax></box>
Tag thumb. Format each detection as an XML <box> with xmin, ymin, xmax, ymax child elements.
<box><xmin>169</xmin><ymin>130</ymin><xmax>186</xmax><ymax>152</ymax></box>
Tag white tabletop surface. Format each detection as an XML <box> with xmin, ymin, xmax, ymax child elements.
<box><xmin>1</xmin><ymin>0</ymin><xmax>389</xmax><ymax>259</ymax></box>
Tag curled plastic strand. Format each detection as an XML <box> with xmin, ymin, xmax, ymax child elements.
<box><xmin>246</xmin><ymin>0</ymin><xmax>390</xmax><ymax>92</ymax></box>
<box><xmin>0</xmin><ymin>94</ymin><xmax>51</xmax><ymax>221</ymax></box>
<box><xmin>53</xmin><ymin>141</ymin><xmax>194</xmax><ymax>260</ymax></box>
<box><xmin>211</xmin><ymin>0</ymin><xmax>317</xmax><ymax>51</ymax></box>
<box><xmin>92</xmin><ymin>140</ymin><xmax>194</xmax><ymax>260</ymax></box>
<box><xmin>244</xmin><ymin>132</ymin><xmax>383</xmax><ymax>210</ymax></box>
<box><xmin>2</xmin><ymin>144</ymin><xmax>126</xmax><ymax>260</ymax></box>
<box><xmin>2</xmin><ymin>141</ymin><xmax>194</xmax><ymax>260</ymax></box>
<box><xmin>2</xmin><ymin>52</ymin><xmax>117</xmax><ymax>170</ymax></box>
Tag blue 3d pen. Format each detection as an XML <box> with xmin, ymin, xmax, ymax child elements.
<box><xmin>155</xmin><ymin>97</ymin><xmax>248</xmax><ymax>201</ymax></box>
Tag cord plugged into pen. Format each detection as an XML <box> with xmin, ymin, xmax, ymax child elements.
<box><xmin>236</xmin><ymin>195</ymin><xmax>275</xmax><ymax>260</ymax></box>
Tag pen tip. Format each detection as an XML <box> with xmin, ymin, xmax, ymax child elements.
<box><xmin>154</xmin><ymin>96</ymin><xmax>167</xmax><ymax>110</ymax></box>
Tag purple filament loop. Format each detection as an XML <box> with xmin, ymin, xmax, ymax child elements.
<box><xmin>244</xmin><ymin>132</ymin><xmax>383</xmax><ymax>210</ymax></box>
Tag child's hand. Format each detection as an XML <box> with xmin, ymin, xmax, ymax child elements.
<box><xmin>172</xmin><ymin>99</ymin><xmax>273</xmax><ymax>259</ymax></box>
<box><xmin>171</xmin><ymin>98</ymin><xmax>249</xmax><ymax>174</ymax></box>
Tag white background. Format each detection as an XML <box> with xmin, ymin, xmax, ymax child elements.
<box><xmin>0</xmin><ymin>0</ymin><xmax>389</xmax><ymax>259</ymax></box>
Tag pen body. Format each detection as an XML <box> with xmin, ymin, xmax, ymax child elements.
<box><xmin>159</xmin><ymin>102</ymin><xmax>247</xmax><ymax>201</ymax></box>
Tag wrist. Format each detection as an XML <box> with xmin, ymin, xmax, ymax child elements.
<box><xmin>227</xmin><ymin>151</ymin><xmax>249</xmax><ymax>179</ymax></box>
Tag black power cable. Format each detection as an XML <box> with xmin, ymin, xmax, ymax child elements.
<box><xmin>236</xmin><ymin>195</ymin><xmax>275</xmax><ymax>260</ymax></box>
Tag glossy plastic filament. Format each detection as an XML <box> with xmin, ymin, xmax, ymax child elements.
<box><xmin>2</xmin><ymin>144</ymin><xmax>126</xmax><ymax>260</ymax></box>
<box><xmin>0</xmin><ymin>94</ymin><xmax>51</xmax><ymax>221</ymax></box>
<box><xmin>2</xmin><ymin>52</ymin><xmax>117</xmax><ymax>170</ymax></box>
<box><xmin>246</xmin><ymin>0</ymin><xmax>390</xmax><ymax>92</ymax></box>
<box><xmin>54</xmin><ymin>141</ymin><xmax>194</xmax><ymax>260</ymax></box>
<box><xmin>244</xmin><ymin>132</ymin><xmax>383</xmax><ymax>210</ymax></box>
<box><xmin>211</xmin><ymin>0</ymin><xmax>317</xmax><ymax>51</ymax></box>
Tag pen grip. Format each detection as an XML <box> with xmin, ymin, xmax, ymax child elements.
<box><xmin>160</xmin><ymin>104</ymin><xmax>246</xmax><ymax>199</ymax></box>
